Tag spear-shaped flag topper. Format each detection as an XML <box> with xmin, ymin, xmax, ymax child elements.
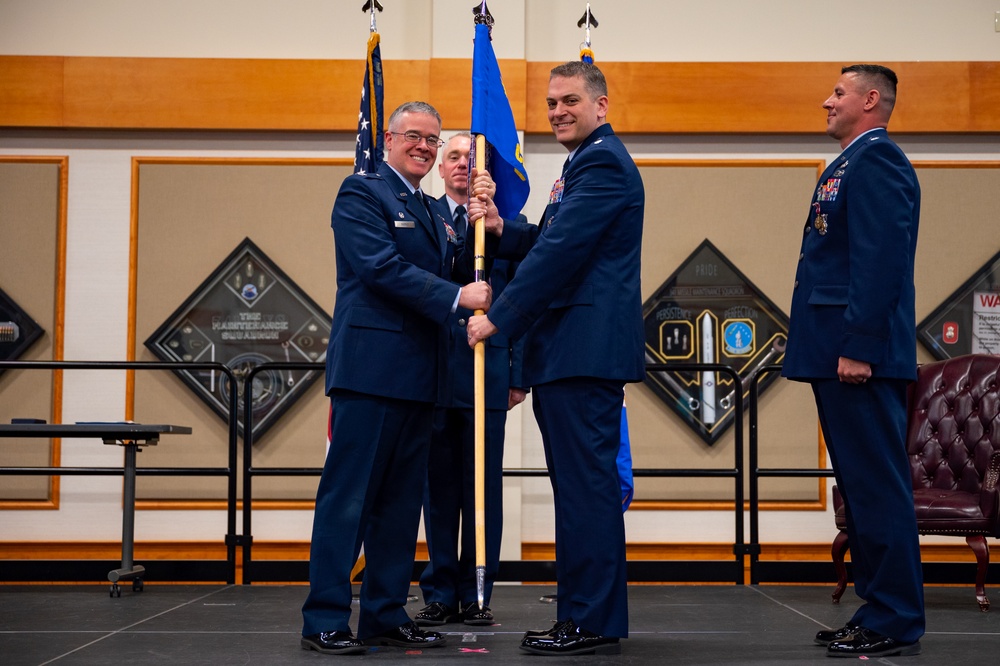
<box><xmin>577</xmin><ymin>5</ymin><xmax>599</xmax><ymax>29</ymax></box>
<box><xmin>473</xmin><ymin>1</ymin><xmax>494</xmax><ymax>32</ymax></box>
<box><xmin>578</xmin><ymin>4</ymin><xmax>598</xmax><ymax>63</ymax></box>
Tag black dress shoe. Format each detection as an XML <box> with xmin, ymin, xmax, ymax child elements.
<box><xmin>461</xmin><ymin>602</ymin><xmax>495</xmax><ymax>626</ymax></box>
<box><xmin>523</xmin><ymin>619</ymin><xmax>571</xmax><ymax>639</ymax></box>
<box><xmin>365</xmin><ymin>621</ymin><xmax>447</xmax><ymax>648</ymax></box>
<box><xmin>814</xmin><ymin>622</ymin><xmax>859</xmax><ymax>646</ymax></box>
<box><xmin>414</xmin><ymin>601</ymin><xmax>457</xmax><ymax>626</ymax></box>
<box><xmin>301</xmin><ymin>630</ymin><xmax>366</xmax><ymax>655</ymax></box>
<box><xmin>520</xmin><ymin>619</ymin><xmax>621</xmax><ymax>656</ymax></box>
<box><xmin>827</xmin><ymin>627</ymin><xmax>920</xmax><ymax>658</ymax></box>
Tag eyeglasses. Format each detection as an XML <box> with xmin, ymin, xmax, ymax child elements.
<box><xmin>390</xmin><ymin>131</ymin><xmax>444</xmax><ymax>148</ymax></box>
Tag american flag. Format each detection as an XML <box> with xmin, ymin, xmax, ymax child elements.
<box><xmin>354</xmin><ymin>32</ymin><xmax>384</xmax><ymax>175</ymax></box>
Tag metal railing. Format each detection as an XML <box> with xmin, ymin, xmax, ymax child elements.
<box><xmin>3</xmin><ymin>358</ymin><xmax>848</xmax><ymax>587</ymax></box>
<box><xmin>746</xmin><ymin>365</ymin><xmax>835</xmax><ymax>585</ymax></box>
<box><xmin>0</xmin><ymin>360</ymin><xmax>240</xmax><ymax>584</ymax></box>
<box><xmin>240</xmin><ymin>361</ymin><xmax>748</xmax><ymax>585</ymax></box>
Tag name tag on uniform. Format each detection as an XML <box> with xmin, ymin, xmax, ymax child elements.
<box><xmin>394</xmin><ymin>220</ymin><xmax>416</xmax><ymax>228</ymax></box>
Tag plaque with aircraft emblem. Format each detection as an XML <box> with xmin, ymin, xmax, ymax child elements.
<box><xmin>643</xmin><ymin>239</ymin><xmax>789</xmax><ymax>445</ymax></box>
<box><xmin>918</xmin><ymin>248</ymin><xmax>1000</xmax><ymax>360</ymax></box>
<box><xmin>145</xmin><ymin>237</ymin><xmax>330</xmax><ymax>439</ymax></box>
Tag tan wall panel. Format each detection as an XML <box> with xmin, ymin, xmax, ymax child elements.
<box><xmin>0</xmin><ymin>159</ymin><xmax>65</xmax><ymax>503</ymax></box>
<box><xmin>630</xmin><ymin>161</ymin><xmax>1000</xmax><ymax>503</ymax></box>
<box><xmin>631</xmin><ymin>162</ymin><xmax>824</xmax><ymax>502</ymax></box>
<box><xmin>913</xmin><ymin>163</ymin><xmax>1000</xmax><ymax>365</ymax></box>
<box><xmin>3</xmin><ymin>56</ymin><xmax>998</xmax><ymax>133</ymax></box>
<box><xmin>132</xmin><ymin>159</ymin><xmax>351</xmax><ymax>501</ymax></box>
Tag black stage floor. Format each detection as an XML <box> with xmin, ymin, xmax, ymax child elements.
<box><xmin>1</xmin><ymin>583</ymin><xmax>997</xmax><ymax>665</ymax></box>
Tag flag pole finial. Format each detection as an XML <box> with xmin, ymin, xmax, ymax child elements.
<box><xmin>473</xmin><ymin>1</ymin><xmax>495</xmax><ymax>37</ymax></box>
<box><xmin>577</xmin><ymin>4</ymin><xmax>598</xmax><ymax>63</ymax></box>
<box><xmin>577</xmin><ymin>4</ymin><xmax>599</xmax><ymax>47</ymax></box>
<box><xmin>362</xmin><ymin>0</ymin><xmax>383</xmax><ymax>33</ymax></box>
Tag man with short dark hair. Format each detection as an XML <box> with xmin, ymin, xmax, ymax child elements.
<box><xmin>467</xmin><ymin>60</ymin><xmax>645</xmax><ymax>656</ymax></box>
<box><xmin>782</xmin><ymin>65</ymin><xmax>925</xmax><ymax>658</ymax></box>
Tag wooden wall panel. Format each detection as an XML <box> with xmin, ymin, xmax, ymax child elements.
<box><xmin>527</xmin><ymin>61</ymin><xmax>832</xmax><ymax>134</ymax></box>
<box><xmin>528</xmin><ymin>61</ymin><xmax>1000</xmax><ymax>134</ymax></box>
<box><xmin>0</xmin><ymin>56</ymin><xmax>64</xmax><ymax>127</ymax></box>
<box><xmin>429</xmin><ymin>58</ymin><xmax>526</xmax><ymax>129</ymax></box>
<box><xmin>2</xmin><ymin>56</ymin><xmax>997</xmax><ymax>134</ymax></box>
<box><xmin>59</xmin><ymin>57</ymin><xmax>430</xmax><ymax>131</ymax></box>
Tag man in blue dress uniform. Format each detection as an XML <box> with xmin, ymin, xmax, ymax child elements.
<box><xmin>301</xmin><ymin>101</ymin><xmax>497</xmax><ymax>655</ymax></box>
<box><xmin>467</xmin><ymin>61</ymin><xmax>645</xmax><ymax>656</ymax></box>
<box><xmin>413</xmin><ymin>132</ymin><xmax>527</xmax><ymax>628</ymax></box>
<box><xmin>782</xmin><ymin>65</ymin><xmax>925</xmax><ymax>658</ymax></box>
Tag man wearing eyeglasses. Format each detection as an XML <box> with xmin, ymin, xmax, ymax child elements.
<box><xmin>301</xmin><ymin>101</ymin><xmax>498</xmax><ymax>655</ymax></box>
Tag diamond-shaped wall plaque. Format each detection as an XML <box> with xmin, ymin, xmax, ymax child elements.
<box><xmin>145</xmin><ymin>238</ymin><xmax>331</xmax><ymax>439</ymax></box>
<box><xmin>642</xmin><ymin>239</ymin><xmax>789</xmax><ymax>445</ymax></box>
<box><xmin>0</xmin><ymin>287</ymin><xmax>44</xmax><ymax>375</ymax></box>
<box><xmin>918</xmin><ymin>248</ymin><xmax>1000</xmax><ymax>360</ymax></box>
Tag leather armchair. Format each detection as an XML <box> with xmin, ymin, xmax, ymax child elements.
<box><xmin>831</xmin><ymin>354</ymin><xmax>1000</xmax><ymax>611</ymax></box>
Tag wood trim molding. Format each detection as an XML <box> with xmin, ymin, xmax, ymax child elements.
<box><xmin>0</xmin><ymin>540</ymin><xmax>982</xmax><ymax>586</ymax></box>
<box><xmin>0</xmin><ymin>540</ymin><xmax>978</xmax><ymax>563</ymax></box>
<box><xmin>2</xmin><ymin>57</ymin><xmax>997</xmax><ymax>134</ymax></box>
<box><xmin>914</xmin><ymin>161</ymin><xmax>1000</xmax><ymax>168</ymax></box>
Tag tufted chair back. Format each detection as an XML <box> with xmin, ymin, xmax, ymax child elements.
<box><xmin>906</xmin><ymin>354</ymin><xmax>1000</xmax><ymax>533</ymax></box>
<box><xmin>831</xmin><ymin>354</ymin><xmax>1000</xmax><ymax>611</ymax></box>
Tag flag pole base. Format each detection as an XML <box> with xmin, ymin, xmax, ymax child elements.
<box><xmin>476</xmin><ymin>566</ymin><xmax>486</xmax><ymax>609</ymax></box>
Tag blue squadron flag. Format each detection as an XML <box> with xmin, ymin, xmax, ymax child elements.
<box><xmin>619</xmin><ymin>397</ymin><xmax>634</xmax><ymax>510</ymax></box>
<box><xmin>470</xmin><ymin>22</ymin><xmax>529</xmax><ymax>219</ymax></box>
<box><xmin>354</xmin><ymin>31</ymin><xmax>384</xmax><ymax>175</ymax></box>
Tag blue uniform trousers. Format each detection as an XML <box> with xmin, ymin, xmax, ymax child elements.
<box><xmin>301</xmin><ymin>391</ymin><xmax>433</xmax><ymax>639</ymax></box>
<box><xmin>812</xmin><ymin>378</ymin><xmax>925</xmax><ymax>643</ymax></box>
<box><xmin>532</xmin><ymin>377</ymin><xmax>628</xmax><ymax>638</ymax></box>
<box><xmin>420</xmin><ymin>405</ymin><xmax>507</xmax><ymax>608</ymax></box>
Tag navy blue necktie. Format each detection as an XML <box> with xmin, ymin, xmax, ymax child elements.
<box><xmin>414</xmin><ymin>190</ymin><xmax>427</xmax><ymax>218</ymax></box>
